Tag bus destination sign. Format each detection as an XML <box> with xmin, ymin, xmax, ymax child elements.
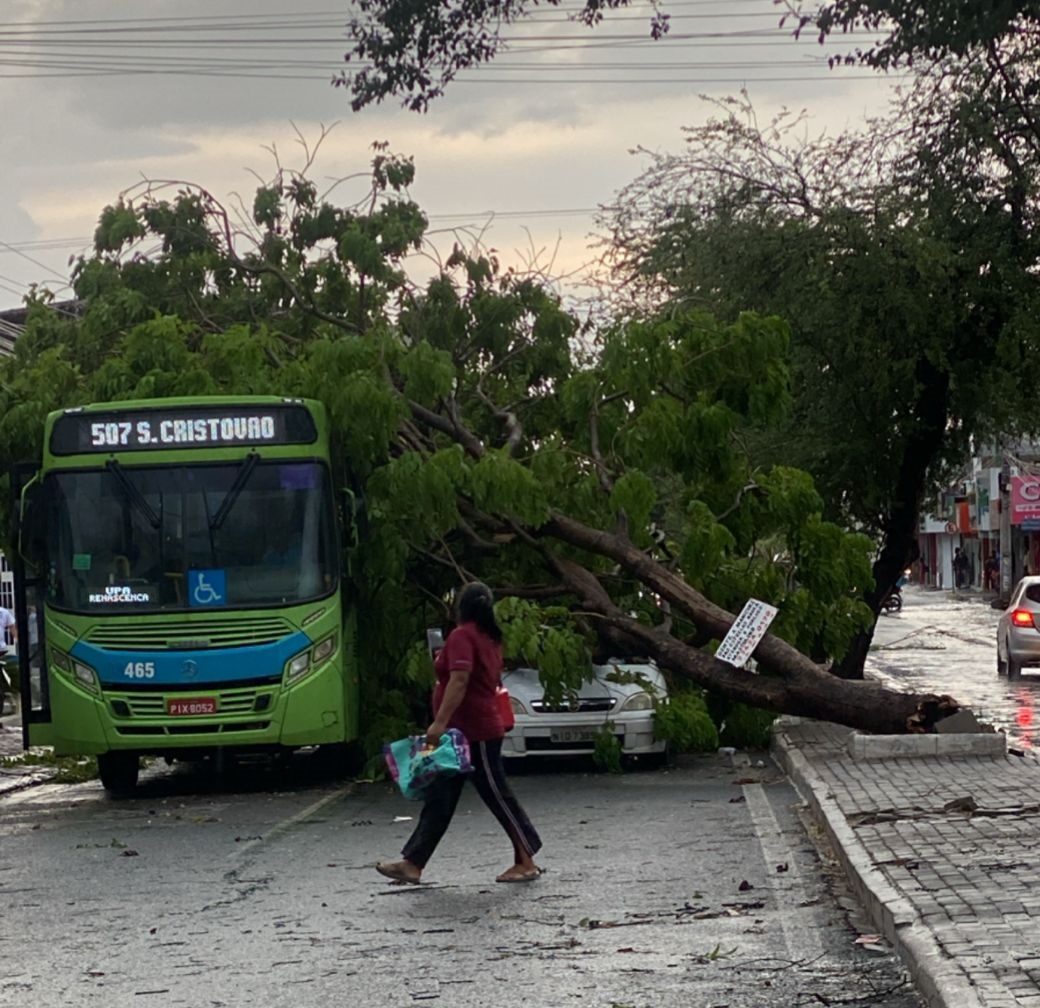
<box><xmin>50</xmin><ymin>404</ymin><xmax>317</xmax><ymax>455</ymax></box>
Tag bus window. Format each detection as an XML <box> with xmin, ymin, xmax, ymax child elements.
<box><xmin>44</xmin><ymin>460</ymin><xmax>337</xmax><ymax>613</ymax></box>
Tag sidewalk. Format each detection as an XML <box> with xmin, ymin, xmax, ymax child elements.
<box><xmin>774</xmin><ymin>717</ymin><xmax>1040</xmax><ymax>1008</ymax></box>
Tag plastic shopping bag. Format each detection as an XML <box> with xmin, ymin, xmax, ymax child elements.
<box><xmin>383</xmin><ymin>728</ymin><xmax>472</xmax><ymax>800</ymax></box>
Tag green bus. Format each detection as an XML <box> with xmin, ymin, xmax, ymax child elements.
<box><xmin>10</xmin><ymin>395</ymin><xmax>360</xmax><ymax>793</ymax></box>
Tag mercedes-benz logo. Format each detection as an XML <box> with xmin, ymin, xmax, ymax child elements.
<box><xmin>182</xmin><ymin>660</ymin><xmax>199</xmax><ymax>680</ymax></box>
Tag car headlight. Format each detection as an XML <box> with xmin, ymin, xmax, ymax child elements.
<box><xmin>510</xmin><ymin>696</ymin><xmax>527</xmax><ymax>716</ymax></box>
<box><xmin>620</xmin><ymin>692</ymin><xmax>654</xmax><ymax>712</ymax></box>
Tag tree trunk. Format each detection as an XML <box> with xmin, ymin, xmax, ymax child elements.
<box><xmin>542</xmin><ymin>515</ymin><xmax>959</xmax><ymax>736</ymax></box>
<box><xmin>832</xmin><ymin>358</ymin><xmax>951</xmax><ymax>679</ymax></box>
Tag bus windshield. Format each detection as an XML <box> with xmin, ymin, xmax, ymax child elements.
<box><xmin>45</xmin><ymin>459</ymin><xmax>338</xmax><ymax>613</ymax></box>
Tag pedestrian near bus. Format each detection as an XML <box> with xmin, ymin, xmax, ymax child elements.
<box><xmin>985</xmin><ymin>555</ymin><xmax>1000</xmax><ymax>592</ymax></box>
<box><xmin>0</xmin><ymin>606</ymin><xmax>15</xmax><ymax>649</ymax></box>
<box><xmin>0</xmin><ymin>606</ymin><xmax>16</xmax><ymax>721</ymax></box>
<box><xmin>953</xmin><ymin>547</ymin><xmax>970</xmax><ymax>589</ymax></box>
<box><xmin>376</xmin><ymin>582</ymin><xmax>543</xmax><ymax>885</ymax></box>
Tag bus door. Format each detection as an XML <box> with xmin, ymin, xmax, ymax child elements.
<box><xmin>10</xmin><ymin>462</ymin><xmax>50</xmax><ymax>747</ymax></box>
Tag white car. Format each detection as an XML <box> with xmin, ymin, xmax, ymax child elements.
<box><xmin>501</xmin><ymin>659</ymin><xmax>668</xmax><ymax>763</ymax></box>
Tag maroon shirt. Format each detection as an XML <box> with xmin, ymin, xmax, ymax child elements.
<box><xmin>432</xmin><ymin>621</ymin><xmax>505</xmax><ymax>743</ymax></box>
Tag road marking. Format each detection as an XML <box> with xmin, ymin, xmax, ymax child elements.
<box><xmin>743</xmin><ymin>781</ymin><xmax>826</xmax><ymax>963</ymax></box>
<box><xmin>227</xmin><ymin>786</ymin><xmax>350</xmax><ymax>860</ymax></box>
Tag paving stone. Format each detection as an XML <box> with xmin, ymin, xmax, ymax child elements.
<box><xmin>774</xmin><ymin>717</ymin><xmax>1040</xmax><ymax>1008</ymax></box>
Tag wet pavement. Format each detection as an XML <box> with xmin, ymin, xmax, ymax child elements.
<box><xmin>2</xmin><ymin>587</ymin><xmax>1035</xmax><ymax>1005</ymax></box>
<box><xmin>869</xmin><ymin>587</ymin><xmax>1032</xmax><ymax>748</ymax></box>
<box><xmin>0</xmin><ymin>750</ymin><xmax>919</xmax><ymax>1008</ymax></box>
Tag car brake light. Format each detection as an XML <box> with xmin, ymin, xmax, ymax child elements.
<box><xmin>1012</xmin><ymin>609</ymin><xmax>1036</xmax><ymax>628</ymax></box>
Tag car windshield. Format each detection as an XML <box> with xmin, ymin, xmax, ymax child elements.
<box><xmin>44</xmin><ymin>460</ymin><xmax>338</xmax><ymax>613</ymax></box>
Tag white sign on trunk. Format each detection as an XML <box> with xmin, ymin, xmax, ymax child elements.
<box><xmin>716</xmin><ymin>598</ymin><xmax>779</xmax><ymax>668</ymax></box>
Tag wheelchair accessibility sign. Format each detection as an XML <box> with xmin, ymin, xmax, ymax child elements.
<box><xmin>188</xmin><ymin>569</ymin><xmax>226</xmax><ymax>607</ymax></box>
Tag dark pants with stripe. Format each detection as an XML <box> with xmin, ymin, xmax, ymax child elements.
<box><xmin>402</xmin><ymin>737</ymin><xmax>542</xmax><ymax>869</ymax></box>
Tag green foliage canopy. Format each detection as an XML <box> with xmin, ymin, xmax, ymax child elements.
<box><xmin>0</xmin><ymin>151</ymin><xmax>880</xmax><ymax>745</ymax></box>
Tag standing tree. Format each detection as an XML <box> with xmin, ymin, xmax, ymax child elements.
<box><xmin>0</xmin><ymin>149</ymin><xmax>956</xmax><ymax>736</ymax></box>
<box><xmin>596</xmin><ymin>68</ymin><xmax>1040</xmax><ymax>676</ymax></box>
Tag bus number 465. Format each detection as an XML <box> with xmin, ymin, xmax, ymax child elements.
<box><xmin>123</xmin><ymin>661</ymin><xmax>156</xmax><ymax>679</ymax></box>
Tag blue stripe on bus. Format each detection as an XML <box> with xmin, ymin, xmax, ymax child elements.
<box><xmin>70</xmin><ymin>631</ymin><xmax>314</xmax><ymax>687</ymax></box>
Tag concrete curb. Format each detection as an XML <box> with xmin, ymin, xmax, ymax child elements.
<box><xmin>771</xmin><ymin>723</ymin><xmax>979</xmax><ymax>1008</ymax></box>
<box><xmin>846</xmin><ymin>731</ymin><xmax>1006</xmax><ymax>760</ymax></box>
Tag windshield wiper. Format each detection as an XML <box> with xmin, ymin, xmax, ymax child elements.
<box><xmin>210</xmin><ymin>451</ymin><xmax>260</xmax><ymax>531</ymax></box>
<box><xmin>105</xmin><ymin>460</ymin><xmax>161</xmax><ymax>529</ymax></box>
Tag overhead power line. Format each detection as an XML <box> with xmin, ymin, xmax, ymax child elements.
<box><xmin>0</xmin><ymin>0</ymin><xmax>882</xmax><ymax>82</ymax></box>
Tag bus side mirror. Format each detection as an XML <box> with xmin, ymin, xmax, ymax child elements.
<box><xmin>18</xmin><ymin>478</ymin><xmax>48</xmax><ymax>573</ymax></box>
<box><xmin>340</xmin><ymin>487</ymin><xmax>363</xmax><ymax>551</ymax></box>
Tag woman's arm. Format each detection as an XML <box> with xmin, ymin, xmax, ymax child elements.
<box><xmin>426</xmin><ymin>666</ymin><xmax>470</xmax><ymax>744</ymax></box>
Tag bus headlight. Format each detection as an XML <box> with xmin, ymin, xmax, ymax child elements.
<box><xmin>52</xmin><ymin>648</ymin><xmax>98</xmax><ymax>694</ymax></box>
<box><xmin>312</xmin><ymin>634</ymin><xmax>336</xmax><ymax>664</ymax></box>
<box><xmin>286</xmin><ymin>651</ymin><xmax>311</xmax><ymax>681</ymax></box>
<box><xmin>73</xmin><ymin>662</ymin><xmax>99</xmax><ymax>693</ymax></box>
<box><xmin>285</xmin><ymin>634</ymin><xmax>337</xmax><ymax>683</ymax></box>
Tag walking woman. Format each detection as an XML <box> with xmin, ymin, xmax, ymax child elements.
<box><xmin>376</xmin><ymin>582</ymin><xmax>542</xmax><ymax>884</ymax></box>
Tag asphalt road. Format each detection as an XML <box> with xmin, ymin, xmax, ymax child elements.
<box><xmin>0</xmin><ymin>752</ymin><xmax>920</xmax><ymax>1008</ymax></box>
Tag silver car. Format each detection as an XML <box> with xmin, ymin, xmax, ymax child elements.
<box><xmin>997</xmin><ymin>576</ymin><xmax>1040</xmax><ymax>677</ymax></box>
<box><xmin>501</xmin><ymin>659</ymin><xmax>668</xmax><ymax>765</ymax></box>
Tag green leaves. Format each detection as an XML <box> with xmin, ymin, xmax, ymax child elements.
<box><xmin>470</xmin><ymin>450</ymin><xmax>549</xmax><ymax>526</ymax></box>
<box><xmin>94</xmin><ymin>202</ymin><xmax>146</xmax><ymax>252</ymax></box>
<box><xmin>679</xmin><ymin>501</ymin><xmax>737</xmax><ymax>588</ymax></box>
<box><xmin>336</xmin><ymin>0</ymin><xmax>657</xmax><ymax>111</ymax></box>
<box><xmin>398</xmin><ymin>340</ymin><xmax>455</xmax><ymax>405</ymax></box>
<box><xmin>252</xmin><ymin>186</ymin><xmax>283</xmax><ymax>228</ymax></box>
<box><xmin>654</xmin><ymin>691</ymin><xmax>719</xmax><ymax>753</ymax></box>
<box><xmin>496</xmin><ymin>596</ymin><xmax>591</xmax><ymax>707</ymax></box>
<box><xmin>609</xmin><ymin>471</ymin><xmax>656</xmax><ymax>544</ymax></box>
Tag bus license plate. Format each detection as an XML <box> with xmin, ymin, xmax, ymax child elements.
<box><xmin>549</xmin><ymin>728</ymin><xmax>597</xmax><ymax>744</ymax></box>
<box><xmin>167</xmin><ymin>697</ymin><xmax>217</xmax><ymax>716</ymax></box>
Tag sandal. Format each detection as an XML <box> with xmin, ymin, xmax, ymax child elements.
<box><xmin>376</xmin><ymin>860</ymin><xmax>422</xmax><ymax>884</ymax></box>
<box><xmin>496</xmin><ymin>867</ymin><xmax>541</xmax><ymax>883</ymax></box>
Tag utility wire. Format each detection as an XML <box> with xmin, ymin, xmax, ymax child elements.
<box><xmin>0</xmin><ymin>239</ymin><xmax>69</xmax><ymax>281</ymax></box>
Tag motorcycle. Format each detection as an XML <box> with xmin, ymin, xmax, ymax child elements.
<box><xmin>880</xmin><ymin>587</ymin><xmax>903</xmax><ymax>614</ymax></box>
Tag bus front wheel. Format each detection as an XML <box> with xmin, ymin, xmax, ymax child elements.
<box><xmin>98</xmin><ymin>752</ymin><xmax>140</xmax><ymax>795</ymax></box>
<box><xmin>316</xmin><ymin>740</ymin><xmax>366</xmax><ymax>778</ymax></box>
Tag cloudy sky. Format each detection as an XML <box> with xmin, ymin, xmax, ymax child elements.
<box><xmin>0</xmin><ymin>0</ymin><xmax>901</xmax><ymax>308</ymax></box>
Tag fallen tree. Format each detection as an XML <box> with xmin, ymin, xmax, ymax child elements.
<box><xmin>405</xmin><ymin>398</ymin><xmax>959</xmax><ymax>737</ymax></box>
<box><xmin>0</xmin><ymin>153</ymin><xmax>960</xmax><ymax>740</ymax></box>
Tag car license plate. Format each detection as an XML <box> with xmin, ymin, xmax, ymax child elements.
<box><xmin>167</xmin><ymin>697</ymin><xmax>217</xmax><ymax>716</ymax></box>
<box><xmin>549</xmin><ymin>728</ymin><xmax>598</xmax><ymax>744</ymax></box>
